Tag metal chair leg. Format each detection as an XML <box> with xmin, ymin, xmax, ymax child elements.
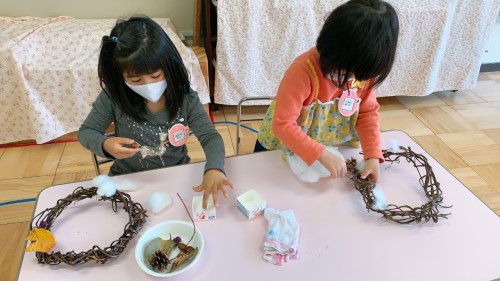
<box><xmin>91</xmin><ymin>131</ymin><xmax>116</xmax><ymax>175</ymax></box>
<box><xmin>236</xmin><ymin>96</ymin><xmax>274</xmax><ymax>155</ymax></box>
<box><xmin>92</xmin><ymin>152</ymin><xmax>101</xmax><ymax>175</ymax></box>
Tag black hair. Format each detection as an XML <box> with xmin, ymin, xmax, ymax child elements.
<box><xmin>316</xmin><ymin>0</ymin><xmax>399</xmax><ymax>90</ymax></box>
<box><xmin>98</xmin><ymin>15</ymin><xmax>190</xmax><ymax>121</ymax></box>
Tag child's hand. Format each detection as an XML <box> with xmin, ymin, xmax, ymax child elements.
<box><xmin>318</xmin><ymin>149</ymin><xmax>347</xmax><ymax>178</ymax></box>
<box><xmin>192</xmin><ymin>169</ymin><xmax>234</xmax><ymax>209</ymax></box>
<box><xmin>102</xmin><ymin>137</ymin><xmax>140</xmax><ymax>159</ymax></box>
<box><xmin>361</xmin><ymin>158</ymin><xmax>380</xmax><ymax>182</ymax></box>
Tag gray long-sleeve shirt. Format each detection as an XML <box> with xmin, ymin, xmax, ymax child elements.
<box><xmin>79</xmin><ymin>90</ymin><xmax>225</xmax><ymax>175</ymax></box>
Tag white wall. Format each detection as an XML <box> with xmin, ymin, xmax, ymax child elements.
<box><xmin>0</xmin><ymin>0</ymin><xmax>195</xmax><ymax>36</ymax></box>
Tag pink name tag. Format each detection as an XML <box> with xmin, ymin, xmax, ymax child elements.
<box><xmin>338</xmin><ymin>89</ymin><xmax>361</xmax><ymax>117</ymax></box>
<box><xmin>168</xmin><ymin>123</ymin><xmax>189</xmax><ymax>147</ymax></box>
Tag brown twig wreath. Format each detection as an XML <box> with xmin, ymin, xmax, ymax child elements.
<box><xmin>29</xmin><ymin>186</ymin><xmax>147</xmax><ymax>265</ymax></box>
<box><xmin>346</xmin><ymin>146</ymin><xmax>451</xmax><ymax>224</ymax></box>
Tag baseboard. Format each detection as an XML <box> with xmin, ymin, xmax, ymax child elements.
<box><xmin>480</xmin><ymin>63</ymin><xmax>500</xmax><ymax>72</ymax></box>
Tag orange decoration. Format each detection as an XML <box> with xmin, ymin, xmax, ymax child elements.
<box><xmin>25</xmin><ymin>228</ymin><xmax>56</xmax><ymax>253</ymax></box>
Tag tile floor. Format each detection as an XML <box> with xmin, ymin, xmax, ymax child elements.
<box><xmin>1</xmin><ymin>72</ymin><xmax>499</xmax><ymax>280</ymax></box>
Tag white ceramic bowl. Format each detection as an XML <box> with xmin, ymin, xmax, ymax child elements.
<box><xmin>135</xmin><ymin>220</ymin><xmax>204</xmax><ymax>277</ymax></box>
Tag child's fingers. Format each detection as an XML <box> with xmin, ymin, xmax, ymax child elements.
<box><xmin>122</xmin><ymin>147</ymin><xmax>140</xmax><ymax>156</ymax></box>
<box><xmin>336</xmin><ymin>169</ymin><xmax>342</xmax><ymax>178</ymax></box>
<box><xmin>120</xmin><ymin>138</ymin><xmax>136</xmax><ymax>144</ymax></box>
<box><xmin>112</xmin><ymin>137</ymin><xmax>135</xmax><ymax>146</ymax></box>
<box><xmin>332</xmin><ymin>166</ymin><xmax>342</xmax><ymax>178</ymax></box>
<box><xmin>223</xmin><ymin>179</ymin><xmax>235</xmax><ymax>190</ymax></box>
<box><xmin>192</xmin><ymin>184</ymin><xmax>204</xmax><ymax>192</ymax></box>
<box><xmin>211</xmin><ymin>190</ymin><xmax>219</xmax><ymax>208</ymax></box>
<box><xmin>340</xmin><ymin>166</ymin><xmax>347</xmax><ymax>177</ymax></box>
<box><xmin>330</xmin><ymin>170</ymin><xmax>337</xmax><ymax>178</ymax></box>
<box><xmin>202</xmin><ymin>190</ymin><xmax>210</xmax><ymax>209</ymax></box>
<box><xmin>115</xmin><ymin>147</ymin><xmax>140</xmax><ymax>159</ymax></box>
<box><xmin>361</xmin><ymin>170</ymin><xmax>374</xmax><ymax>180</ymax></box>
<box><xmin>219</xmin><ymin>185</ymin><xmax>229</xmax><ymax>198</ymax></box>
<box><xmin>329</xmin><ymin>168</ymin><xmax>336</xmax><ymax>178</ymax></box>
<box><xmin>129</xmin><ymin>148</ymin><xmax>141</xmax><ymax>155</ymax></box>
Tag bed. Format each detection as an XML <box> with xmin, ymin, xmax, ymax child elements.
<box><xmin>0</xmin><ymin>16</ymin><xmax>209</xmax><ymax>144</ymax></box>
<box><xmin>213</xmin><ymin>0</ymin><xmax>500</xmax><ymax>105</ymax></box>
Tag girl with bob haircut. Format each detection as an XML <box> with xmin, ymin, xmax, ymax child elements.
<box><xmin>257</xmin><ymin>0</ymin><xmax>399</xmax><ymax>183</ymax></box>
<box><xmin>79</xmin><ymin>15</ymin><xmax>233</xmax><ymax>208</ymax></box>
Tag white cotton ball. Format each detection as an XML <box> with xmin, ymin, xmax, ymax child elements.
<box><xmin>93</xmin><ymin>175</ymin><xmax>111</xmax><ymax>187</ymax></box>
<box><xmin>97</xmin><ymin>179</ymin><xmax>117</xmax><ymax>197</ymax></box>
<box><xmin>286</xmin><ymin>146</ymin><xmax>346</xmax><ymax>183</ymax></box>
<box><xmin>287</xmin><ymin>153</ymin><xmax>321</xmax><ymax>183</ymax></box>
<box><xmin>116</xmin><ymin>179</ymin><xmax>139</xmax><ymax>191</ymax></box>
<box><xmin>372</xmin><ymin>184</ymin><xmax>387</xmax><ymax>210</ymax></box>
<box><xmin>286</xmin><ymin>154</ymin><xmax>310</xmax><ymax>176</ymax></box>
<box><xmin>388</xmin><ymin>139</ymin><xmax>401</xmax><ymax>153</ymax></box>
<box><xmin>148</xmin><ymin>192</ymin><xmax>173</xmax><ymax>214</ymax></box>
<box><xmin>298</xmin><ymin>169</ymin><xmax>321</xmax><ymax>183</ymax></box>
<box><xmin>313</xmin><ymin>146</ymin><xmax>345</xmax><ymax>178</ymax></box>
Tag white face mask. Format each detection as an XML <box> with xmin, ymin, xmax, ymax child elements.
<box><xmin>125</xmin><ymin>80</ymin><xmax>167</xmax><ymax>103</ymax></box>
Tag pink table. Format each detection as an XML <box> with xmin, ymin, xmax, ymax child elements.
<box><xmin>17</xmin><ymin>131</ymin><xmax>500</xmax><ymax>281</ymax></box>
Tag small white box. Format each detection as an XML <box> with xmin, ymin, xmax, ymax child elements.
<box><xmin>192</xmin><ymin>196</ymin><xmax>216</xmax><ymax>221</ymax></box>
<box><xmin>236</xmin><ymin>189</ymin><xmax>266</xmax><ymax>220</ymax></box>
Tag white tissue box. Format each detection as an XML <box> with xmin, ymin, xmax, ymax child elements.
<box><xmin>236</xmin><ymin>189</ymin><xmax>266</xmax><ymax>220</ymax></box>
<box><xmin>192</xmin><ymin>196</ymin><xmax>216</xmax><ymax>221</ymax></box>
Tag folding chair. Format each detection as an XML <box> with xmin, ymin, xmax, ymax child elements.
<box><xmin>236</xmin><ymin>96</ymin><xmax>274</xmax><ymax>155</ymax></box>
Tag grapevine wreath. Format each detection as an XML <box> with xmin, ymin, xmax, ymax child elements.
<box><xmin>26</xmin><ymin>186</ymin><xmax>147</xmax><ymax>265</ymax></box>
<box><xmin>346</xmin><ymin>146</ymin><xmax>451</xmax><ymax>224</ymax></box>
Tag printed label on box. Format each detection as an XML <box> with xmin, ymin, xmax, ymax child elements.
<box><xmin>192</xmin><ymin>196</ymin><xmax>216</xmax><ymax>221</ymax></box>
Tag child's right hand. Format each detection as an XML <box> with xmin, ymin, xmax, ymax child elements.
<box><xmin>318</xmin><ymin>149</ymin><xmax>347</xmax><ymax>178</ymax></box>
<box><xmin>102</xmin><ymin>137</ymin><xmax>140</xmax><ymax>159</ymax></box>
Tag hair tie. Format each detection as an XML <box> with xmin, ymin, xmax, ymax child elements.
<box><xmin>112</xmin><ymin>36</ymin><xmax>118</xmax><ymax>43</ymax></box>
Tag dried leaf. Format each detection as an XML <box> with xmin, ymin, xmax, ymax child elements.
<box><xmin>25</xmin><ymin>228</ymin><xmax>56</xmax><ymax>253</ymax></box>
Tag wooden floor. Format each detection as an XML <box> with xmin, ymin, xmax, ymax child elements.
<box><xmin>1</xmin><ymin>72</ymin><xmax>500</xmax><ymax>280</ymax></box>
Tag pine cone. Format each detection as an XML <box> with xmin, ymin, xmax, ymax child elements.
<box><xmin>148</xmin><ymin>250</ymin><xmax>171</xmax><ymax>272</ymax></box>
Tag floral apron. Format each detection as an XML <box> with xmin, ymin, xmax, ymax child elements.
<box><xmin>257</xmin><ymin>59</ymin><xmax>365</xmax><ymax>158</ymax></box>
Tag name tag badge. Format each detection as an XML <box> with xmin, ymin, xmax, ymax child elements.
<box><xmin>168</xmin><ymin>123</ymin><xmax>189</xmax><ymax>147</ymax></box>
<box><xmin>338</xmin><ymin>89</ymin><xmax>361</xmax><ymax>117</ymax></box>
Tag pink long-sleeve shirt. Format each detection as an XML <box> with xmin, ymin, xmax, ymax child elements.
<box><xmin>272</xmin><ymin>48</ymin><xmax>383</xmax><ymax>166</ymax></box>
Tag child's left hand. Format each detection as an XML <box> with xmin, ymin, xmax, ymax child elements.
<box><xmin>360</xmin><ymin>158</ymin><xmax>380</xmax><ymax>182</ymax></box>
<box><xmin>192</xmin><ymin>169</ymin><xmax>234</xmax><ymax>209</ymax></box>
